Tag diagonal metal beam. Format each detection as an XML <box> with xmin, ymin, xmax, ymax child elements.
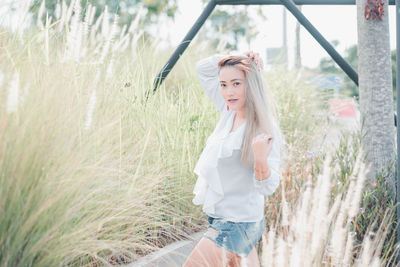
<box><xmin>152</xmin><ymin>0</ymin><xmax>395</xmax><ymax>93</ymax></box>
<box><xmin>280</xmin><ymin>0</ymin><xmax>358</xmax><ymax>86</ymax></box>
<box><xmin>217</xmin><ymin>0</ymin><xmax>395</xmax><ymax>5</ymax></box>
<box><xmin>149</xmin><ymin>0</ymin><xmax>217</xmax><ymax>100</ymax></box>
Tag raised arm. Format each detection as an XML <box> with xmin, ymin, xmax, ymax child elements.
<box><xmin>195</xmin><ymin>54</ymin><xmax>226</xmax><ymax>113</ymax></box>
<box><xmin>252</xmin><ymin>126</ymin><xmax>282</xmax><ymax>196</ymax></box>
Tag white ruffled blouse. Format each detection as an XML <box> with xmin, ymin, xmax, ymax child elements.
<box><xmin>192</xmin><ymin>54</ymin><xmax>282</xmax><ymax>223</ymax></box>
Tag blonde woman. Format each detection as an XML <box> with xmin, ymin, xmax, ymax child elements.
<box><xmin>183</xmin><ymin>51</ymin><xmax>284</xmax><ymax>267</ymax></box>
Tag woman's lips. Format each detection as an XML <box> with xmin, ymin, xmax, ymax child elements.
<box><xmin>228</xmin><ymin>99</ymin><xmax>238</xmax><ymax>103</ymax></box>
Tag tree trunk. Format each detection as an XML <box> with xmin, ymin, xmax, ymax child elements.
<box><xmin>356</xmin><ymin>0</ymin><xmax>396</xmax><ymax>195</ymax></box>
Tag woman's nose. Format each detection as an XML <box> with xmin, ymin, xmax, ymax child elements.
<box><xmin>226</xmin><ymin>85</ymin><xmax>234</xmax><ymax>93</ymax></box>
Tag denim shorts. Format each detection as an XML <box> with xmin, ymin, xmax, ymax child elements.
<box><xmin>203</xmin><ymin>215</ymin><xmax>265</xmax><ymax>257</ymax></box>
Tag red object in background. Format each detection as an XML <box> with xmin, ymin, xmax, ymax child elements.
<box><xmin>329</xmin><ymin>98</ymin><xmax>357</xmax><ymax>118</ymax></box>
<box><xmin>364</xmin><ymin>0</ymin><xmax>384</xmax><ymax>21</ymax></box>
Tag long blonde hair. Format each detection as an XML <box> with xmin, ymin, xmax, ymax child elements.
<box><xmin>218</xmin><ymin>55</ymin><xmax>282</xmax><ymax>168</ymax></box>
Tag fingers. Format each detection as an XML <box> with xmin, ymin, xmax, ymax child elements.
<box><xmin>264</xmin><ymin>135</ymin><xmax>274</xmax><ymax>145</ymax></box>
<box><xmin>260</xmin><ymin>133</ymin><xmax>274</xmax><ymax>144</ymax></box>
<box><xmin>252</xmin><ymin>133</ymin><xmax>274</xmax><ymax>146</ymax></box>
<box><xmin>254</xmin><ymin>164</ymin><xmax>271</xmax><ymax>180</ymax></box>
<box><xmin>245</xmin><ymin>51</ymin><xmax>263</xmax><ymax>71</ymax></box>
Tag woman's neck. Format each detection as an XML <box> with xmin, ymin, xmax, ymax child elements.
<box><xmin>236</xmin><ymin>109</ymin><xmax>246</xmax><ymax>121</ymax></box>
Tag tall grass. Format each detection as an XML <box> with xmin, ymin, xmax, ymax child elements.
<box><xmin>259</xmin><ymin>142</ymin><xmax>397</xmax><ymax>266</ymax></box>
<box><xmin>0</xmin><ymin>1</ymin><xmax>214</xmax><ymax>265</ymax></box>
<box><xmin>0</xmin><ymin>1</ymin><xmax>397</xmax><ymax>266</ymax></box>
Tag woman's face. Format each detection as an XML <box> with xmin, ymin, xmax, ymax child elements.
<box><xmin>219</xmin><ymin>66</ymin><xmax>247</xmax><ymax>113</ymax></box>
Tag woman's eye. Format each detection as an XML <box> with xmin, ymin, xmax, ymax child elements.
<box><xmin>234</xmin><ymin>82</ymin><xmax>240</xmax><ymax>86</ymax></box>
<box><xmin>221</xmin><ymin>84</ymin><xmax>226</xmax><ymax>87</ymax></box>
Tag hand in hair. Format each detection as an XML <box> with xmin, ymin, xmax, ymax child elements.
<box><xmin>245</xmin><ymin>51</ymin><xmax>264</xmax><ymax>71</ymax></box>
<box><xmin>252</xmin><ymin>133</ymin><xmax>274</xmax><ymax>180</ymax></box>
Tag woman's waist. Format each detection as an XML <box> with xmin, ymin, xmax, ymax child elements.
<box><xmin>205</xmin><ymin>212</ymin><xmax>264</xmax><ymax>223</ymax></box>
<box><xmin>208</xmin><ymin>198</ymin><xmax>264</xmax><ymax>222</ymax></box>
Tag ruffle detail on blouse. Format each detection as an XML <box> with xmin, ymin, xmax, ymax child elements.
<box><xmin>219</xmin><ymin>122</ymin><xmax>246</xmax><ymax>158</ymax></box>
<box><xmin>192</xmin><ymin>142</ymin><xmax>224</xmax><ymax>214</ymax></box>
<box><xmin>192</xmin><ymin>109</ymin><xmax>246</xmax><ymax>214</ymax></box>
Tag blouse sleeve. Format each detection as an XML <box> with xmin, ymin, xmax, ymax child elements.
<box><xmin>195</xmin><ymin>54</ymin><xmax>226</xmax><ymax>113</ymax></box>
<box><xmin>252</xmin><ymin>126</ymin><xmax>282</xmax><ymax>196</ymax></box>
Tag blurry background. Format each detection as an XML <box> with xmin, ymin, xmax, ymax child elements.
<box><xmin>2</xmin><ymin>0</ymin><xmax>398</xmax><ymax>101</ymax></box>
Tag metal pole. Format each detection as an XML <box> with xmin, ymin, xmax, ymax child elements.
<box><xmin>149</xmin><ymin>0</ymin><xmax>217</xmax><ymax>98</ymax></box>
<box><xmin>279</xmin><ymin>0</ymin><xmax>358</xmax><ymax>86</ymax></box>
<box><xmin>217</xmin><ymin>0</ymin><xmax>395</xmax><ymax>5</ymax></box>
<box><xmin>396</xmin><ymin>0</ymin><xmax>400</xmax><ymax>262</ymax></box>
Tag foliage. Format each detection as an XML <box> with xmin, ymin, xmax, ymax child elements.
<box><xmin>317</xmin><ymin>42</ymin><xmax>397</xmax><ymax>105</ymax></box>
<box><xmin>317</xmin><ymin>41</ymin><xmax>358</xmax><ymax>100</ymax></box>
<box><xmin>260</xmin><ymin>148</ymin><xmax>396</xmax><ymax>266</ymax></box>
<box><xmin>201</xmin><ymin>4</ymin><xmax>267</xmax><ymax>50</ymax></box>
<box><xmin>27</xmin><ymin>0</ymin><xmax>178</xmax><ymax>31</ymax></box>
<box><xmin>318</xmin><ymin>40</ymin><xmax>341</xmax><ymax>73</ymax></box>
<box><xmin>324</xmin><ymin>129</ymin><xmax>397</xmax><ymax>266</ymax></box>
<box><xmin>262</xmin><ymin>104</ymin><xmax>398</xmax><ymax>266</ymax></box>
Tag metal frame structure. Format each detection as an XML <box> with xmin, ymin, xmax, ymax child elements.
<box><xmin>151</xmin><ymin>0</ymin><xmax>400</xmax><ymax>258</ymax></box>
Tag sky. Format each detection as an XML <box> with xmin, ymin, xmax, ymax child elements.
<box><xmin>158</xmin><ymin>1</ymin><xmax>398</xmax><ymax>69</ymax></box>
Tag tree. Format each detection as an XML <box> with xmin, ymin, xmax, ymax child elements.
<box><xmin>342</xmin><ymin>45</ymin><xmax>358</xmax><ymax>98</ymax></box>
<box><xmin>356</xmin><ymin>0</ymin><xmax>395</xmax><ymax>194</ymax></box>
<box><xmin>28</xmin><ymin>0</ymin><xmax>178</xmax><ymax>31</ymax></box>
<box><xmin>318</xmin><ymin>40</ymin><xmax>341</xmax><ymax>73</ymax></box>
<box><xmin>317</xmin><ymin>43</ymin><xmax>358</xmax><ymax>99</ymax></box>
<box><xmin>317</xmin><ymin>43</ymin><xmax>398</xmax><ymax>105</ymax></box>
<box><xmin>201</xmin><ymin>4</ymin><xmax>266</xmax><ymax>50</ymax></box>
<box><xmin>391</xmin><ymin>49</ymin><xmax>397</xmax><ymax>101</ymax></box>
